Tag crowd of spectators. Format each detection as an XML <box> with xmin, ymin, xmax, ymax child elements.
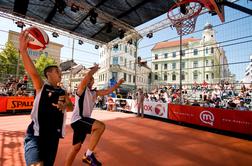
<box><xmin>0</xmin><ymin>75</ymin><xmax>32</xmax><ymax>96</ymax></box>
<box><xmin>136</xmin><ymin>80</ymin><xmax>252</xmax><ymax>111</ymax></box>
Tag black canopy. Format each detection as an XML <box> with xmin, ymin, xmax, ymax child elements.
<box><xmin>0</xmin><ymin>0</ymin><xmax>174</xmax><ymax>44</ymax></box>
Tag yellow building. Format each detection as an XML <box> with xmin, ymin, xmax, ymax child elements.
<box><xmin>8</xmin><ymin>30</ymin><xmax>63</xmax><ymax>64</ymax></box>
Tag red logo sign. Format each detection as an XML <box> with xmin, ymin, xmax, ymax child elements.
<box><xmin>200</xmin><ymin>110</ymin><xmax>214</xmax><ymax>126</ymax></box>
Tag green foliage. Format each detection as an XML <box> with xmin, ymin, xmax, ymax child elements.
<box><xmin>0</xmin><ymin>41</ymin><xmax>25</xmax><ymax>82</ymax></box>
<box><xmin>35</xmin><ymin>54</ymin><xmax>57</xmax><ymax>78</ymax></box>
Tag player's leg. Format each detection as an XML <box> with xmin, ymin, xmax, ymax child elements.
<box><xmin>88</xmin><ymin>120</ymin><xmax>105</xmax><ymax>150</ymax></box>
<box><xmin>65</xmin><ymin>142</ymin><xmax>82</xmax><ymax>166</ymax></box>
<box><xmin>65</xmin><ymin>120</ymin><xmax>87</xmax><ymax>166</ymax></box>
<box><xmin>141</xmin><ymin>102</ymin><xmax>144</xmax><ymax>118</ymax></box>
<box><xmin>24</xmin><ymin>134</ymin><xmax>44</xmax><ymax>166</ymax></box>
<box><xmin>82</xmin><ymin>118</ymin><xmax>105</xmax><ymax>166</ymax></box>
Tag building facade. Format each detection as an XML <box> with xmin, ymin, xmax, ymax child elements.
<box><xmin>97</xmin><ymin>40</ymin><xmax>151</xmax><ymax>93</ymax></box>
<box><xmin>151</xmin><ymin>23</ymin><xmax>231</xmax><ymax>86</ymax></box>
<box><xmin>242</xmin><ymin>55</ymin><xmax>252</xmax><ymax>85</ymax></box>
<box><xmin>8</xmin><ymin>30</ymin><xmax>63</xmax><ymax>64</ymax></box>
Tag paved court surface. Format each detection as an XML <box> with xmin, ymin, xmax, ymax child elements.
<box><xmin>1</xmin><ymin>110</ymin><xmax>252</xmax><ymax>166</ymax></box>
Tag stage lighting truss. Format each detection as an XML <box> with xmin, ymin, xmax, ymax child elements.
<box><xmin>78</xmin><ymin>40</ymin><xmax>83</xmax><ymax>45</ymax></box>
<box><xmin>15</xmin><ymin>21</ymin><xmax>25</xmax><ymax>28</ymax></box>
<box><xmin>89</xmin><ymin>9</ymin><xmax>98</xmax><ymax>24</ymax></box>
<box><xmin>52</xmin><ymin>32</ymin><xmax>59</xmax><ymax>38</ymax></box>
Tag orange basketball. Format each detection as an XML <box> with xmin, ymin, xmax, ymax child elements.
<box><xmin>26</xmin><ymin>26</ymin><xmax>49</xmax><ymax>50</ymax></box>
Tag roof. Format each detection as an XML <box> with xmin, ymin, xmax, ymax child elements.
<box><xmin>0</xmin><ymin>0</ymin><xmax>174</xmax><ymax>44</ymax></box>
<box><xmin>152</xmin><ymin>38</ymin><xmax>200</xmax><ymax>50</ymax></box>
<box><xmin>60</xmin><ymin>60</ymin><xmax>77</xmax><ymax>71</ymax></box>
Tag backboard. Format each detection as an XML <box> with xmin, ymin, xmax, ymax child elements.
<box><xmin>204</xmin><ymin>0</ymin><xmax>225</xmax><ymax>22</ymax></box>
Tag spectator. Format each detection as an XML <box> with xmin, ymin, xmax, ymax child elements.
<box><xmin>236</xmin><ymin>99</ymin><xmax>249</xmax><ymax>111</ymax></box>
<box><xmin>137</xmin><ymin>88</ymin><xmax>144</xmax><ymax>118</ymax></box>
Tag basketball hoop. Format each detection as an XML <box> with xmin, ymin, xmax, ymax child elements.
<box><xmin>168</xmin><ymin>0</ymin><xmax>203</xmax><ymax>35</ymax></box>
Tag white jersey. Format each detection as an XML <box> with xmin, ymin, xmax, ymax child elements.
<box><xmin>71</xmin><ymin>87</ymin><xmax>97</xmax><ymax>123</ymax></box>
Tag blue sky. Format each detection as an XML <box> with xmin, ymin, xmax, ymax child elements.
<box><xmin>0</xmin><ymin>1</ymin><xmax>251</xmax><ymax>81</ymax></box>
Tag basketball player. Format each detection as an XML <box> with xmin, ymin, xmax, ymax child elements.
<box><xmin>19</xmin><ymin>30</ymin><xmax>73</xmax><ymax>166</ymax></box>
<box><xmin>65</xmin><ymin>65</ymin><xmax>124</xmax><ymax>166</ymax></box>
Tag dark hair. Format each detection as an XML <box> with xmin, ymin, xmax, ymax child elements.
<box><xmin>43</xmin><ymin>65</ymin><xmax>58</xmax><ymax>78</ymax></box>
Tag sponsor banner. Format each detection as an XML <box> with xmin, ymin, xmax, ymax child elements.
<box><xmin>112</xmin><ymin>98</ymin><xmax>168</xmax><ymax>118</ymax></box>
<box><xmin>7</xmin><ymin>96</ymin><xmax>34</xmax><ymax>110</ymax></box>
<box><xmin>142</xmin><ymin>101</ymin><xmax>168</xmax><ymax>118</ymax></box>
<box><xmin>112</xmin><ymin>98</ymin><xmax>137</xmax><ymax>112</ymax></box>
<box><xmin>169</xmin><ymin>104</ymin><xmax>252</xmax><ymax>135</ymax></box>
<box><xmin>0</xmin><ymin>97</ymin><xmax>8</xmax><ymax>112</ymax></box>
<box><xmin>168</xmin><ymin>104</ymin><xmax>221</xmax><ymax>128</ymax></box>
<box><xmin>219</xmin><ymin>110</ymin><xmax>252</xmax><ymax>135</ymax></box>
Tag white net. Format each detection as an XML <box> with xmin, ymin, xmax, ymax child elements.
<box><xmin>168</xmin><ymin>1</ymin><xmax>202</xmax><ymax>35</ymax></box>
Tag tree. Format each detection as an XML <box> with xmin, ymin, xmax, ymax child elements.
<box><xmin>0</xmin><ymin>41</ymin><xmax>25</xmax><ymax>82</ymax></box>
<box><xmin>35</xmin><ymin>54</ymin><xmax>57</xmax><ymax>79</ymax></box>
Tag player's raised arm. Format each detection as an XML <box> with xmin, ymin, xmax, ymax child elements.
<box><xmin>96</xmin><ymin>78</ymin><xmax>124</xmax><ymax>96</ymax></box>
<box><xmin>76</xmin><ymin>64</ymin><xmax>99</xmax><ymax>96</ymax></box>
<box><xmin>19</xmin><ymin>30</ymin><xmax>43</xmax><ymax>93</ymax></box>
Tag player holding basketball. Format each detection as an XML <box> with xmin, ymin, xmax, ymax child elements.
<box><xmin>19</xmin><ymin>30</ymin><xmax>73</xmax><ymax>166</ymax></box>
<box><xmin>65</xmin><ymin>65</ymin><xmax>124</xmax><ymax>166</ymax></box>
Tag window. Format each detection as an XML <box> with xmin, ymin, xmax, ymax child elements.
<box><xmin>181</xmin><ymin>71</ymin><xmax>185</xmax><ymax>80</ymax></box>
<box><xmin>133</xmin><ymin>76</ymin><xmax>135</xmax><ymax>83</ymax></box>
<box><xmin>124</xmin><ymin>59</ymin><xmax>127</xmax><ymax>66</ymax></box>
<box><xmin>155</xmin><ymin>64</ymin><xmax>158</xmax><ymax>70</ymax></box>
<box><xmin>164</xmin><ymin>63</ymin><xmax>167</xmax><ymax>69</ymax></box>
<box><xmin>120</xmin><ymin>57</ymin><xmax>123</xmax><ymax>63</ymax></box>
<box><xmin>193</xmin><ymin>49</ymin><xmax>198</xmax><ymax>55</ymax></box>
<box><xmin>193</xmin><ymin>61</ymin><xmax>198</xmax><ymax>68</ymax></box>
<box><xmin>172</xmin><ymin>63</ymin><xmax>176</xmax><ymax>69</ymax></box>
<box><xmin>205</xmin><ymin>47</ymin><xmax>209</xmax><ymax>54</ymax></box>
<box><xmin>181</xmin><ymin>62</ymin><xmax>185</xmax><ymax>69</ymax></box>
<box><xmin>124</xmin><ymin>73</ymin><xmax>127</xmax><ymax>81</ymax></box>
<box><xmin>172</xmin><ymin>52</ymin><xmax>176</xmax><ymax>58</ymax></box>
<box><xmin>129</xmin><ymin>74</ymin><xmax>132</xmax><ymax>82</ymax></box>
<box><xmin>129</xmin><ymin>61</ymin><xmax>132</xmax><ymax>69</ymax></box>
<box><xmin>164</xmin><ymin>53</ymin><xmax>168</xmax><ymax>58</ymax></box>
<box><xmin>211</xmin><ymin>47</ymin><xmax>214</xmax><ymax>53</ymax></box>
<box><xmin>206</xmin><ymin>60</ymin><xmax>209</xmax><ymax>66</ymax></box>
<box><xmin>155</xmin><ymin>74</ymin><xmax>158</xmax><ymax>80</ymax></box>
<box><xmin>193</xmin><ymin>71</ymin><xmax>198</xmax><ymax>80</ymax></box>
<box><xmin>155</xmin><ymin>54</ymin><xmax>158</xmax><ymax>60</ymax></box>
<box><xmin>212</xmin><ymin>73</ymin><xmax>214</xmax><ymax>79</ymax></box>
<box><xmin>211</xmin><ymin>60</ymin><xmax>214</xmax><ymax>66</ymax></box>
<box><xmin>182</xmin><ymin>50</ymin><xmax>185</xmax><ymax>56</ymax></box>
<box><xmin>206</xmin><ymin>74</ymin><xmax>209</xmax><ymax>80</ymax></box>
<box><xmin>164</xmin><ymin>74</ymin><xmax>167</xmax><ymax>80</ymax></box>
<box><xmin>172</xmin><ymin>73</ymin><xmax>176</xmax><ymax>81</ymax></box>
<box><xmin>125</xmin><ymin>45</ymin><xmax>127</xmax><ymax>53</ymax></box>
<box><xmin>112</xmin><ymin>57</ymin><xmax>118</xmax><ymax>64</ymax></box>
<box><xmin>113</xmin><ymin>47</ymin><xmax>118</xmax><ymax>52</ymax></box>
<box><xmin>112</xmin><ymin>72</ymin><xmax>118</xmax><ymax>80</ymax></box>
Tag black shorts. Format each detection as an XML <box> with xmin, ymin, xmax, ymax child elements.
<box><xmin>71</xmin><ymin>117</ymin><xmax>96</xmax><ymax>145</ymax></box>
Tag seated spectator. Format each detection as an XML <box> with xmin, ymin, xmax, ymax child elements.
<box><xmin>236</xmin><ymin>99</ymin><xmax>249</xmax><ymax>111</ymax></box>
<box><xmin>107</xmin><ymin>97</ymin><xmax>116</xmax><ymax>111</ymax></box>
<box><xmin>192</xmin><ymin>100</ymin><xmax>200</xmax><ymax>106</ymax></box>
<box><xmin>226</xmin><ymin>100</ymin><xmax>236</xmax><ymax>110</ymax></box>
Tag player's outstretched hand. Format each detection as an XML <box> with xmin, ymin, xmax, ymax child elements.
<box><xmin>19</xmin><ymin>30</ymin><xmax>29</xmax><ymax>53</ymax></box>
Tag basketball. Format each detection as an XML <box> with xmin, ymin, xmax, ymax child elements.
<box><xmin>26</xmin><ymin>26</ymin><xmax>49</xmax><ymax>50</ymax></box>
